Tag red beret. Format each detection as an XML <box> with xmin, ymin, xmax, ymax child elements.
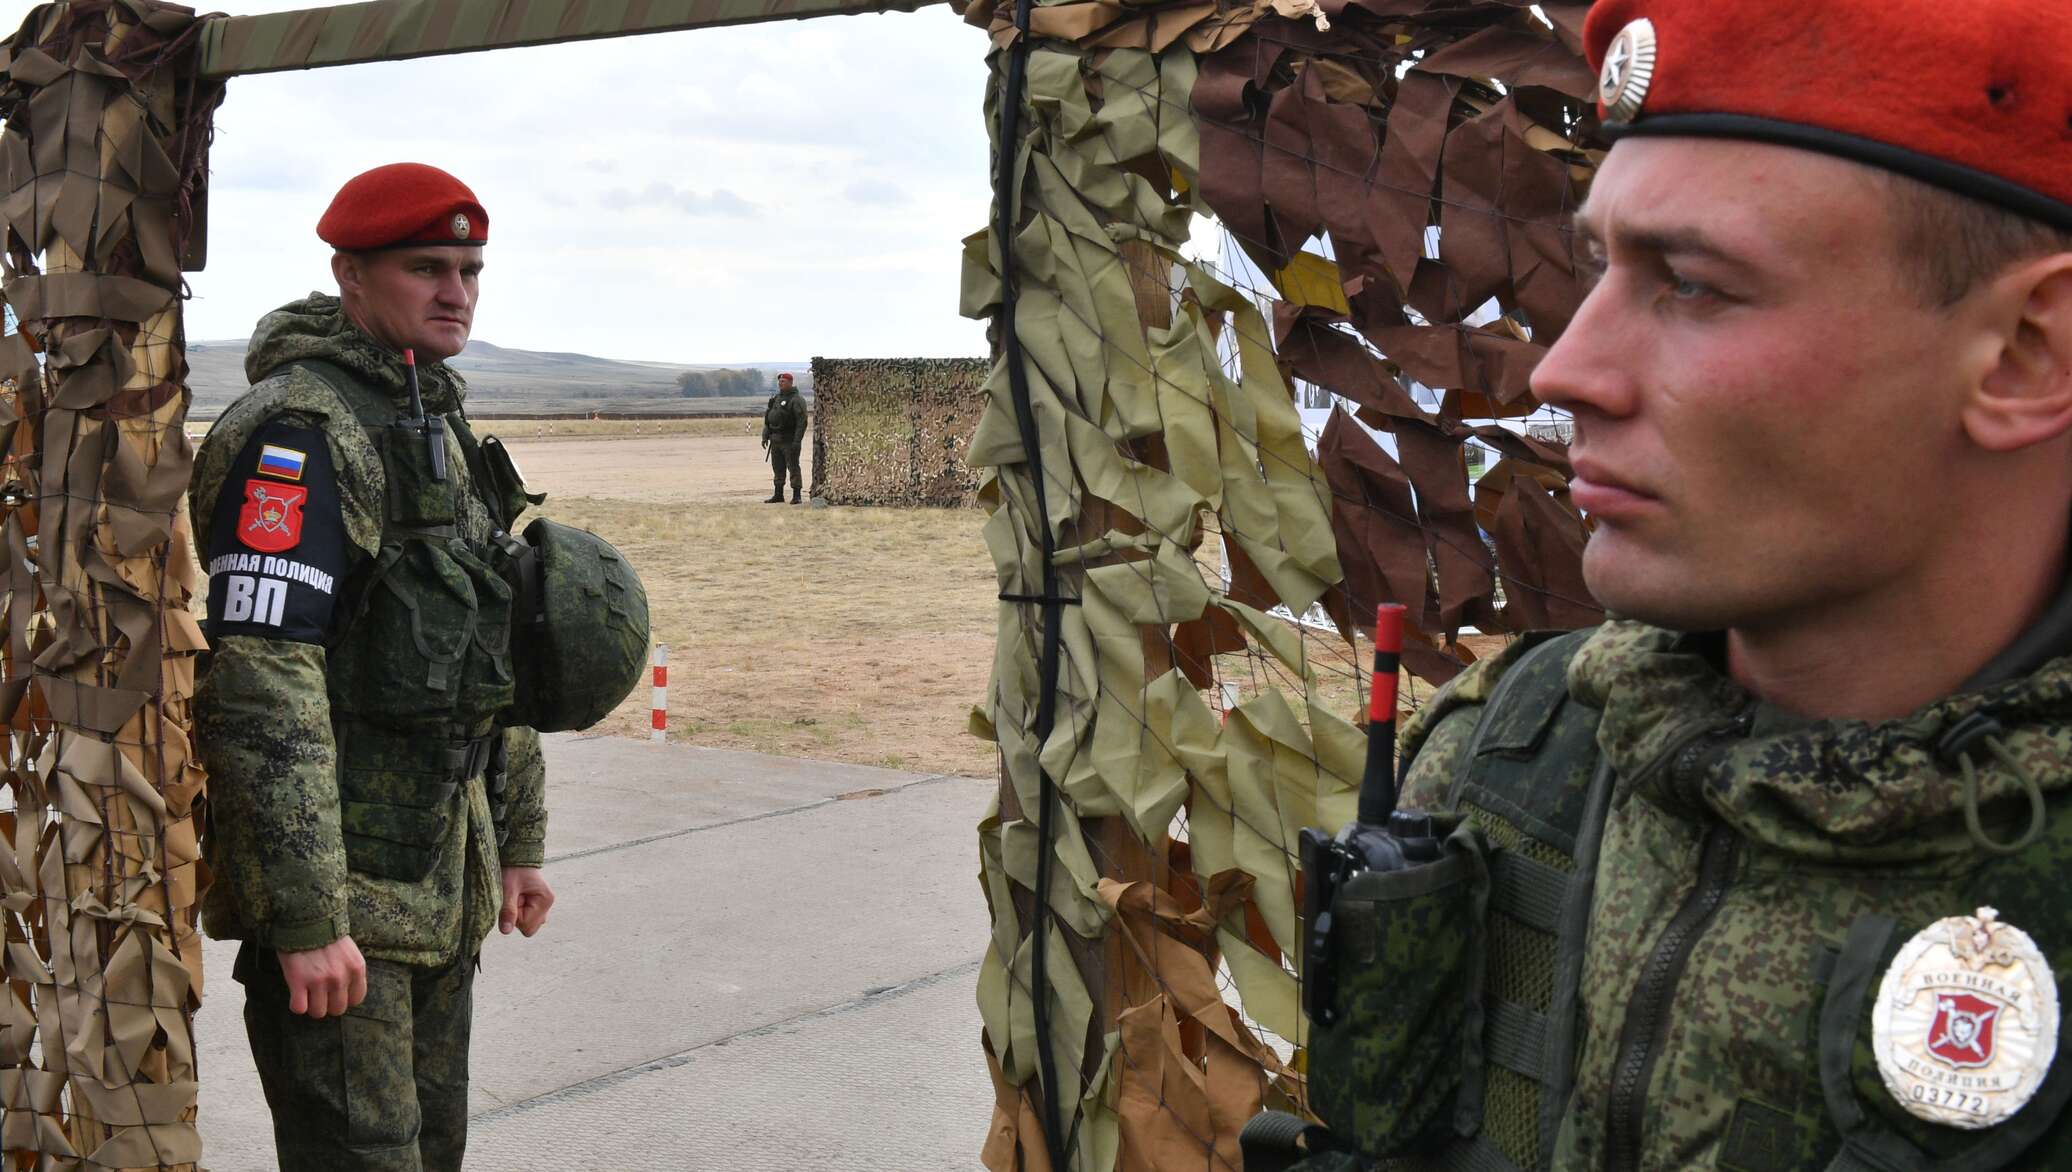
<box><xmin>317</xmin><ymin>162</ymin><xmax>489</xmax><ymax>250</ymax></box>
<box><xmin>1585</xmin><ymin>0</ymin><xmax>2072</xmax><ymax>229</ymax></box>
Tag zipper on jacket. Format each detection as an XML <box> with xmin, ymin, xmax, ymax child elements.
<box><xmin>1604</xmin><ymin>711</ymin><xmax>1751</xmax><ymax>1172</ymax></box>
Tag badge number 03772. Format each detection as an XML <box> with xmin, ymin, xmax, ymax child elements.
<box><xmin>1872</xmin><ymin>908</ymin><xmax>2059</xmax><ymax>1129</ymax></box>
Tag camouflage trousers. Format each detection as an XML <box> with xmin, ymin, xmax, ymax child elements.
<box><xmin>236</xmin><ymin>941</ymin><xmax>475</xmax><ymax>1171</ymax></box>
<box><xmin>770</xmin><ymin>442</ymin><xmax>803</xmax><ymax>498</ymax></box>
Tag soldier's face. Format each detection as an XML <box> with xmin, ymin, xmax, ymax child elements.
<box><xmin>1530</xmin><ymin>138</ymin><xmax>1995</xmax><ymax>635</ymax></box>
<box><xmin>335</xmin><ymin>247</ymin><xmax>482</xmax><ymax>361</ymax></box>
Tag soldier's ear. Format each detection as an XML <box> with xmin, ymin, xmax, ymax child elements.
<box><xmin>331</xmin><ymin>251</ymin><xmax>364</xmax><ymax>300</ymax></box>
<box><xmin>1965</xmin><ymin>254</ymin><xmax>2072</xmax><ymax>453</ymax></box>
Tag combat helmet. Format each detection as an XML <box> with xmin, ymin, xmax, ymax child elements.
<box><xmin>504</xmin><ymin>517</ymin><xmax>650</xmax><ymax>732</ymax></box>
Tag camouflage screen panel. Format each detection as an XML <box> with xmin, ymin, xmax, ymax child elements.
<box><xmin>958</xmin><ymin>0</ymin><xmax>1613</xmax><ymax>1166</ymax></box>
<box><xmin>810</xmin><ymin>356</ymin><xmax>986</xmax><ymax>508</ymax></box>
<box><xmin>0</xmin><ymin>3</ymin><xmax>224</xmax><ymax>1167</ymax></box>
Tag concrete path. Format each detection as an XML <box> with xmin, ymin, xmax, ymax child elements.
<box><xmin>195</xmin><ymin>736</ymin><xmax>998</xmax><ymax>1171</ymax></box>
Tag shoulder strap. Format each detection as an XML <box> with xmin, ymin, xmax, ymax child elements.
<box><xmin>1440</xmin><ymin>628</ymin><xmax>1608</xmax><ymax>1171</ymax></box>
<box><xmin>289</xmin><ymin>357</ymin><xmax>395</xmax><ymax>431</ymax></box>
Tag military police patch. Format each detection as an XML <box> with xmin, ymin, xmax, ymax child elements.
<box><xmin>1872</xmin><ymin>907</ymin><xmax>2058</xmax><ymax>1129</ymax></box>
<box><xmin>237</xmin><ymin>480</ymin><xmax>307</xmax><ymax>553</ymax></box>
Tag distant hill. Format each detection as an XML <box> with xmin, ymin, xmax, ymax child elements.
<box><xmin>185</xmin><ymin>338</ymin><xmax>809</xmax><ymax>417</ymax></box>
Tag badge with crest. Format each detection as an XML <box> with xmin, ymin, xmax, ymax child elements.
<box><xmin>1872</xmin><ymin>907</ymin><xmax>2058</xmax><ymax>1129</ymax></box>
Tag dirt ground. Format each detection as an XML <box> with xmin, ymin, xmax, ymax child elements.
<box><xmin>501</xmin><ymin>426</ymin><xmax>1002</xmax><ymax>777</ymax></box>
<box><xmin>491</xmin><ymin>423</ymin><xmax>1509</xmax><ymax>778</ymax></box>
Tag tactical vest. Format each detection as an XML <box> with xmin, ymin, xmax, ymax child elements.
<box><xmin>295</xmin><ymin>359</ymin><xmax>525</xmax><ymax>883</ymax></box>
<box><xmin>764</xmin><ymin>391</ymin><xmax>805</xmax><ymax>444</ymax></box>
<box><xmin>1257</xmin><ymin>631</ymin><xmax>2072</xmax><ymax>1172</ymax></box>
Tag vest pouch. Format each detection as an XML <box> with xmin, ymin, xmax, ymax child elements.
<box><xmin>337</xmin><ymin>764</ymin><xmax>460</xmax><ymax>882</ymax></box>
<box><xmin>475</xmin><ymin>434</ymin><xmax>541</xmax><ymax>528</ymax></box>
<box><xmin>1310</xmin><ymin>822</ymin><xmax>1490</xmax><ymax>1158</ymax></box>
<box><xmin>381</xmin><ymin>421</ymin><xmax>456</xmax><ymax>529</ymax></box>
<box><xmin>448</xmin><ymin>542</ymin><xmax>517</xmax><ymax>725</ymax></box>
<box><xmin>331</xmin><ymin>538</ymin><xmax>512</xmax><ymax>726</ymax></box>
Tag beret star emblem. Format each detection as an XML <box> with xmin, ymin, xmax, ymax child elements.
<box><xmin>452</xmin><ymin>213</ymin><xmax>472</xmax><ymax>240</ymax></box>
<box><xmin>1601</xmin><ymin>17</ymin><xmax>1658</xmax><ymax>122</ymax></box>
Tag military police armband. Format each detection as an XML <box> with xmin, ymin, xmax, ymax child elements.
<box><xmin>204</xmin><ymin>421</ymin><xmax>349</xmax><ymax>644</ymax></box>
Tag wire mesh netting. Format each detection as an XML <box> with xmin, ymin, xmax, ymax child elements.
<box><xmin>960</xmin><ymin>2</ymin><xmax>1609</xmax><ymax>1167</ymax></box>
<box><xmin>811</xmin><ymin>356</ymin><xmax>991</xmax><ymax>507</ymax></box>
<box><xmin>0</xmin><ymin>2</ymin><xmax>221</xmax><ymax>1167</ymax></box>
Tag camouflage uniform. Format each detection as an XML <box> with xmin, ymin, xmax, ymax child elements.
<box><xmin>192</xmin><ymin>293</ymin><xmax>547</xmax><ymax>1171</ymax></box>
<box><xmin>762</xmin><ymin>382</ymin><xmax>808</xmax><ymax>502</ymax></box>
<box><xmin>1304</xmin><ymin>611</ymin><xmax>2072</xmax><ymax>1171</ymax></box>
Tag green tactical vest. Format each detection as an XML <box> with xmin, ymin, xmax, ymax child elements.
<box><xmin>1268</xmin><ymin>629</ymin><xmax>2072</xmax><ymax>1172</ymax></box>
<box><xmin>296</xmin><ymin>359</ymin><xmax>523</xmax><ymax>883</ymax></box>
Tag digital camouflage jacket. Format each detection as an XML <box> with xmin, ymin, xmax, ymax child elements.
<box><xmin>762</xmin><ymin>386</ymin><xmax>807</xmax><ymax>447</ymax></box>
<box><xmin>1380</xmin><ymin>618</ymin><xmax>2072</xmax><ymax>1170</ymax></box>
<box><xmin>191</xmin><ymin>294</ymin><xmax>547</xmax><ymax>966</ymax></box>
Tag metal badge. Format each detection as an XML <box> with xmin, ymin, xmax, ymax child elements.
<box><xmin>1600</xmin><ymin>17</ymin><xmax>1658</xmax><ymax>123</ymax></box>
<box><xmin>452</xmin><ymin>212</ymin><xmax>472</xmax><ymax>240</ymax></box>
<box><xmin>1872</xmin><ymin>907</ymin><xmax>2058</xmax><ymax>1129</ymax></box>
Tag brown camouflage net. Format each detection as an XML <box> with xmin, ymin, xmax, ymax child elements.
<box><xmin>963</xmin><ymin>3</ymin><xmax>1606</xmax><ymax>1168</ymax></box>
<box><xmin>0</xmin><ymin>2</ymin><xmax>222</xmax><ymax>1167</ymax></box>
<box><xmin>1197</xmin><ymin>2</ymin><xmax>1608</xmax><ymax>681</ymax></box>
<box><xmin>810</xmin><ymin>356</ymin><xmax>989</xmax><ymax>507</ymax></box>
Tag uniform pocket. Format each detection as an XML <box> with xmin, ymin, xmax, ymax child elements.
<box><xmin>382</xmin><ymin>421</ymin><xmax>456</xmax><ymax>528</ymax></box>
<box><xmin>1309</xmin><ymin>824</ymin><xmax>1490</xmax><ymax>1156</ymax></box>
<box><xmin>339</xmin><ymin>764</ymin><xmax>460</xmax><ymax>882</ymax></box>
<box><xmin>341</xmin><ymin>961</ymin><xmax>420</xmax><ymax>1153</ymax></box>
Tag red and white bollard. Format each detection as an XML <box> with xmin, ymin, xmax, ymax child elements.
<box><xmin>650</xmin><ymin>644</ymin><xmax>668</xmax><ymax>743</ymax></box>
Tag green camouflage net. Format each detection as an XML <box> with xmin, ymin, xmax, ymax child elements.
<box><xmin>961</xmin><ymin>2</ymin><xmax>1606</xmax><ymax>1168</ymax></box>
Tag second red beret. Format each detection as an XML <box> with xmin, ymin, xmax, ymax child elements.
<box><xmin>1584</xmin><ymin>0</ymin><xmax>2072</xmax><ymax>229</ymax></box>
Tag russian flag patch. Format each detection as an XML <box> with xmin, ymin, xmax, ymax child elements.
<box><xmin>256</xmin><ymin>444</ymin><xmax>306</xmax><ymax>481</ymax></box>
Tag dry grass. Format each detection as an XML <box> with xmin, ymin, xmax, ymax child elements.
<box><xmin>538</xmin><ymin>483</ymin><xmax>999</xmax><ymax>777</ymax></box>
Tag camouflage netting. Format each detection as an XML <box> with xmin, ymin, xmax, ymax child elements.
<box><xmin>0</xmin><ymin>2</ymin><xmax>223</xmax><ymax>1168</ymax></box>
<box><xmin>960</xmin><ymin>1</ymin><xmax>1606</xmax><ymax>1168</ymax></box>
<box><xmin>0</xmin><ymin>0</ymin><xmax>1613</xmax><ymax>1166</ymax></box>
<box><xmin>810</xmin><ymin>356</ymin><xmax>988</xmax><ymax>507</ymax></box>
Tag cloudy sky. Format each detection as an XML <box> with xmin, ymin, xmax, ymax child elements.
<box><xmin>80</xmin><ymin>1</ymin><xmax>997</xmax><ymax>364</ymax></box>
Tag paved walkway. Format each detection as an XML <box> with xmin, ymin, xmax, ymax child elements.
<box><xmin>195</xmin><ymin>735</ymin><xmax>997</xmax><ymax>1170</ymax></box>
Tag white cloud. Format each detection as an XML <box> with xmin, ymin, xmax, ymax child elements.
<box><xmin>598</xmin><ymin>183</ymin><xmax>758</xmax><ymax>217</ymax></box>
<box><xmin>172</xmin><ymin>6</ymin><xmax>993</xmax><ymax>364</ymax></box>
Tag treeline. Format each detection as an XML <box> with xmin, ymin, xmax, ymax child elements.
<box><xmin>676</xmin><ymin>367</ymin><xmax>770</xmax><ymax>397</ymax></box>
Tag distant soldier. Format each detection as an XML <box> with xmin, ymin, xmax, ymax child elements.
<box><xmin>762</xmin><ymin>371</ymin><xmax>808</xmax><ymax>503</ymax></box>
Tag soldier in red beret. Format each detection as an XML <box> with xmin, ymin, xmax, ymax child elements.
<box><xmin>191</xmin><ymin>162</ymin><xmax>556</xmax><ymax>1171</ymax></box>
<box><xmin>1269</xmin><ymin>2</ymin><xmax>2072</xmax><ymax>1170</ymax></box>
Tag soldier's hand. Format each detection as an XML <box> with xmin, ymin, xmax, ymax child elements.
<box><xmin>279</xmin><ymin>936</ymin><xmax>368</xmax><ymax>1019</ymax></box>
<box><xmin>500</xmin><ymin>866</ymin><xmax>554</xmax><ymax>937</ymax></box>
